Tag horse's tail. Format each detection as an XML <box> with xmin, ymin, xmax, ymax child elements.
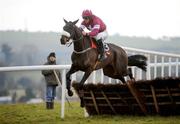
<box><xmin>128</xmin><ymin>55</ymin><xmax>147</xmax><ymax>71</ymax></box>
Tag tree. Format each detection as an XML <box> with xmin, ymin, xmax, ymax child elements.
<box><xmin>1</xmin><ymin>44</ymin><xmax>13</xmax><ymax>65</ymax></box>
<box><xmin>25</xmin><ymin>88</ymin><xmax>36</xmax><ymax>101</ymax></box>
<box><xmin>0</xmin><ymin>62</ymin><xmax>6</xmax><ymax>93</ymax></box>
<box><xmin>17</xmin><ymin>77</ymin><xmax>33</xmax><ymax>89</ymax></box>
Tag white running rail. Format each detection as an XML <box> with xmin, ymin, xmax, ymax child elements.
<box><xmin>0</xmin><ymin>65</ymin><xmax>70</xmax><ymax>119</ymax></box>
<box><xmin>0</xmin><ymin>47</ymin><xmax>180</xmax><ymax>118</ymax></box>
<box><xmin>124</xmin><ymin>47</ymin><xmax>180</xmax><ymax>81</ymax></box>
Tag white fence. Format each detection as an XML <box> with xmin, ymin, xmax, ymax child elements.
<box><xmin>0</xmin><ymin>65</ymin><xmax>69</xmax><ymax>118</ymax></box>
<box><xmin>124</xmin><ymin>47</ymin><xmax>180</xmax><ymax>80</ymax></box>
<box><xmin>0</xmin><ymin>47</ymin><xmax>180</xmax><ymax>118</ymax></box>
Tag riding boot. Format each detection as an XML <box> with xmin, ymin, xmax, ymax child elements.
<box><xmin>97</xmin><ymin>39</ymin><xmax>105</xmax><ymax>61</ymax></box>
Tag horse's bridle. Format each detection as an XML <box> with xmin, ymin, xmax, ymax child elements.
<box><xmin>61</xmin><ymin>21</ymin><xmax>93</xmax><ymax>54</ymax></box>
<box><xmin>67</xmin><ymin>35</ymin><xmax>83</xmax><ymax>47</ymax></box>
<box><xmin>62</xmin><ymin>24</ymin><xmax>84</xmax><ymax>46</ymax></box>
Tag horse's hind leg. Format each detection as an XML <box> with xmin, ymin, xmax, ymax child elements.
<box><xmin>79</xmin><ymin>68</ymin><xmax>93</xmax><ymax>107</ymax></box>
<box><xmin>127</xmin><ymin>68</ymin><xmax>135</xmax><ymax>81</ymax></box>
<box><xmin>118</xmin><ymin>76</ymin><xmax>126</xmax><ymax>84</ymax></box>
<box><xmin>128</xmin><ymin>68</ymin><xmax>133</xmax><ymax>79</ymax></box>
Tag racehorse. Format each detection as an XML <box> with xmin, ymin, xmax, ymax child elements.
<box><xmin>60</xmin><ymin>19</ymin><xmax>147</xmax><ymax>98</ymax></box>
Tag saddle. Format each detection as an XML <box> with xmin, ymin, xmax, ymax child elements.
<box><xmin>90</xmin><ymin>38</ymin><xmax>110</xmax><ymax>56</ymax></box>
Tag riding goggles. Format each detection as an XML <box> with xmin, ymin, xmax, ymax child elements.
<box><xmin>83</xmin><ymin>16</ymin><xmax>89</xmax><ymax>20</ymax></box>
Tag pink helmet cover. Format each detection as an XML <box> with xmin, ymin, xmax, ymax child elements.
<box><xmin>82</xmin><ymin>10</ymin><xmax>93</xmax><ymax>17</ymax></box>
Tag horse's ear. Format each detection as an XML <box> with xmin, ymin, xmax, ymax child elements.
<box><xmin>72</xmin><ymin>19</ymin><xmax>79</xmax><ymax>25</ymax></box>
<box><xmin>63</xmin><ymin>18</ymin><xmax>68</xmax><ymax>24</ymax></box>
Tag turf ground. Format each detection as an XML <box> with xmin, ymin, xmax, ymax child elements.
<box><xmin>0</xmin><ymin>102</ymin><xmax>180</xmax><ymax>124</ymax></box>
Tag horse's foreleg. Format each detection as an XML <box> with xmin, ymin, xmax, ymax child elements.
<box><xmin>66</xmin><ymin>65</ymin><xmax>78</xmax><ymax>96</ymax></box>
<box><xmin>79</xmin><ymin>69</ymin><xmax>93</xmax><ymax>107</ymax></box>
<box><xmin>79</xmin><ymin>70</ymin><xmax>92</xmax><ymax>89</ymax></box>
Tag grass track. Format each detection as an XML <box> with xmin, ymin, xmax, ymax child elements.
<box><xmin>0</xmin><ymin>102</ymin><xmax>180</xmax><ymax>124</ymax></box>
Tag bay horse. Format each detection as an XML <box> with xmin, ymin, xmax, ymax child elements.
<box><xmin>60</xmin><ymin>19</ymin><xmax>147</xmax><ymax>98</ymax></box>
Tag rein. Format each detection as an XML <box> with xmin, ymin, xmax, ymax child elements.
<box><xmin>65</xmin><ymin>35</ymin><xmax>83</xmax><ymax>47</ymax></box>
<box><xmin>72</xmin><ymin>35</ymin><xmax>93</xmax><ymax>54</ymax></box>
<box><xmin>73</xmin><ymin>48</ymin><xmax>92</xmax><ymax>54</ymax></box>
<box><xmin>62</xmin><ymin>25</ymin><xmax>93</xmax><ymax>54</ymax></box>
<box><xmin>73</xmin><ymin>35</ymin><xmax>83</xmax><ymax>42</ymax></box>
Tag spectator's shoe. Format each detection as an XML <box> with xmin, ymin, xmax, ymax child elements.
<box><xmin>50</xmin><ymin>102</ymin><xmax>54</xmax><ymax>109</ymax></box>
<box><xmin>46</xmin><ymin>102</ymin><xmax>54</xmax><ymax>109</ymax></box>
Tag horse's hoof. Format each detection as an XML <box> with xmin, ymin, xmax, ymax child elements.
<box><xmin>131</xmin><ymin>78</ymin><xmax>136</xmax><ymax>82</ymax></box>
<box><xmin>68</xmin><ymin>90</ymin><xmax>73</xmax><ymax>97</ymax></box>
<box><xmin>132</xmin><ymin>78</ymin><xmax>136</xmax><ymax>82</ymax></box>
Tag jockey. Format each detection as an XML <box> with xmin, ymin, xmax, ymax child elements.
<box><xmin>79</xmin><ymin>9</ymin><xmax>108</xmax><ymax>61</ymax></box>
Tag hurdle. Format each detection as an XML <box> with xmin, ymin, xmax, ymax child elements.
<box><xmin>73</xmin><ymin>78</ymin><xmax>180</xmax><ymax>116</ymax></box>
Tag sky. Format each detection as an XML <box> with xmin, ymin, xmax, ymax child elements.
<box><xmin>0</xmin><ymin>0</ymin><xmax>180</xmax><ymax>38</ymax></box>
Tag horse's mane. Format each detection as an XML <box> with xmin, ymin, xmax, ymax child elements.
<box><xmin>73</xmin><ymin>25</ymin><xmax>92</xmax><ymax>49</ymax></box>
<box><xmin>84</xmin><ymin>36</ymin><xmax>92</xmax><ymax>49</ymax></box>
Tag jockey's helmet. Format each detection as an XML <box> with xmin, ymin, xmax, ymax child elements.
<box><xmin>82</xmin><ymin>10</ymin><xmax>93</xmax><ymax>19</ymax></box>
